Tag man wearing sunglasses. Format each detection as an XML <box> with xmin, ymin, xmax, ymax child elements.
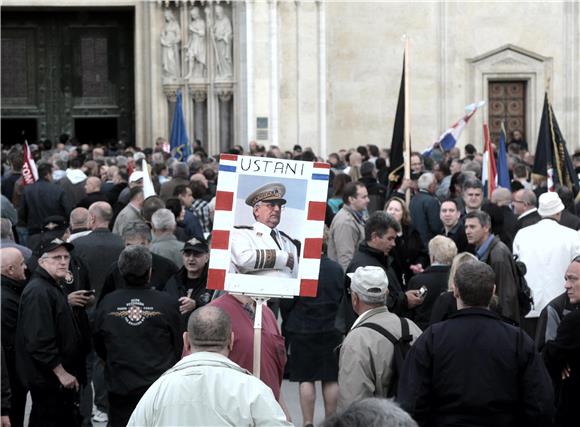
<box><xmin>230</xmin><ymin>182</ymin><xmax>300</xmax><ymax>278</ymax></box>
<box><xmin>16</xmin><ymin>238</ymin><xmax>89</xmax><ymax>426</ymax></box>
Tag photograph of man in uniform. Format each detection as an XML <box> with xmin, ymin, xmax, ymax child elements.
<box><xmin>230</xmin><ymin>182</ymin><xmax>300</xmax><ymax>278</ymax></box>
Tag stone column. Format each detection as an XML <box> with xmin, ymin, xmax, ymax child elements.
<box><xmin>217</xmin><ymin>86</ymin><xmax>234</xmax><ymax>152</ymax></box>
<box><xmin>191</xmin><ymin>88</ymin><xmax>208</xmax><ymax>148</ymax></box>
<box><xmin>163</xmin><ymin>85</ymin><xmax>179</xmax><ymax>131</ymax></box>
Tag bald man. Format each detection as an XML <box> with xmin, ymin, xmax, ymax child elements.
<box><xmin>1</xmin><ymin>247</ymin><xmax>28</xmax><ymax>427</ymax></box>
<box><xmin>77</xmin><ymin>176</ymin><xmax>108</xmax><ymax>209</ymax></box>
<box><xmin>68</xmin><ymin>207</ymin><xmax>91</xmax><ymax>242</ymax></box>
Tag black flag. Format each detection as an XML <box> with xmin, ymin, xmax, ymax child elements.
<box><xmin>533</xmin><ymin>93</ymin><xmax>579</xmax><ymax>193</ymax></box>
<box><xmin>388</xmin><ymin>55</ymin><xmax>406</xmax><ymax>186</ymax></box>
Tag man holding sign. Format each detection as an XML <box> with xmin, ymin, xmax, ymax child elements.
<box><xmin>230</xmin><ymin>182</ymin><xmax>300</xmax><ymax>278</ymax></box>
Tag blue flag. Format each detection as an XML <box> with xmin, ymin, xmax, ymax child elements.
<box><xmin>497</xmin><ymin>123</ymin><xmax>510</xmax><ymax>189</ymax></box>
<box><xmin>170</xmin><ymin>91</ymin><xmax>190</xmax><ymax>161</ymax></box>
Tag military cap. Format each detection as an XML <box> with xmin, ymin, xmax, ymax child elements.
<box><xmin>245</xmin><ymin>182</ymin><xmax>287</xmax><ymax>207</ymax></box>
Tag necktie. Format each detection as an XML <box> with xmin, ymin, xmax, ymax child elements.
<box><xmin>270</xmin><ymin>229</ymin><xmax>282</xmax><ymax>249</ymax></box>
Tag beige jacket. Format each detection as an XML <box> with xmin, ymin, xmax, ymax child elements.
<box><xmin>337</xmin><ymin>306</ymin><xmax>422</xmax><ymax>411</ymax></box>
<box><xmin>327</xmin><ymin>205</ymin><xmax>365</xmax><ymax>271</ymax></box>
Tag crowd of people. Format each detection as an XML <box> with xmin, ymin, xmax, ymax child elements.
<box><xmin>0</xmin><ymin>134</ymin><xmax>579</xmax><ymax>427</ymax></box>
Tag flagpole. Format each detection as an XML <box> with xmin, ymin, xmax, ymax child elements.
<box><xmin>403</xmin><ymin>36</ymin><xmax>411</xmax><ymax>206</ymax></box>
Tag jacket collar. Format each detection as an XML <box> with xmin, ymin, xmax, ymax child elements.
<box><xmin>448</xmin><ymin>306</ymin><xmax>500</xmax><ymax>321</ymax></box>
<box><xmin>32</xmin><ymin>266</ymin><xmax>62</xmax><ymax>288</ymax></box>
<box><xmin>0</xmin><ymin>274</ymin><xmax>26</xmax><ymax>292</ymax></box>
<box><xmin>351</xmin><ymin>306</ymin><xmax>388</xmax><ymax>329</ymax></box>
<box><xmin>358</xmin><ymin>242</ymin><xmax>391</xmax><ymax>266</ymax></box>
<box><xmin>167</xmin><ymin>351</ymin><xmax>249</xmax><ymax>376</ymax></box>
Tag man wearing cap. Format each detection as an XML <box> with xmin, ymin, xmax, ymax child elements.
<box><xmin>230</xmin><ymin>182</ymin><xmax>300</xmax><ymax>278</ymax></box>
<box><xmin>16</xmin><ymin>238</ymin><xmax>89</xmax><ymax>426</ymax></box>
<box><xmin>337</xmin><ymin>266</ymin><xmax>422</xmax><ymax>411</ymax></box>
<box><xmin>164</xmin><ymin>237</ymin><xmax>213</xmax><ymax>330</ymax></box>
<box><xmin>93</xmin><ymin>245</ymin><xmax>181</xmax><ymax>427</ymax></box>
<box><xmin>513</xmin><ymin>192</ymin><xmax>580</xmax><ymax>338</ymax></box>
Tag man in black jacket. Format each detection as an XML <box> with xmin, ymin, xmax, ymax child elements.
<box><xmin>409</xmin><ymin>173</ymin><xmax>443</xmax><ymax>246</ymax></box>
<box><xmin>16</xmin><ymin>238</ymin><xmax>89</xmax><ymax>427</ymax></box>
<box><xmin>94</xmin><ymin>245</ymin><xmax>182</xmax><ymax>427</ymax></box>
<box><xmin>512</xmin><ymin>189</ymin><xmax>540</xmax><ymax>235</ymax></box>
<box><xmin>164</xmin><ymin>237</ymin><xmax>213</xmax><ymax>331</ymax></box>
<box><xmin>1</xmin><ymin>248</ymin><xmax>28</xmax><ymax>427</ymax></box>
<box><xmin>19</xmin><ymin>163</ymin><xmax>73</xmax><ymax>236</ymax></box>
<box><xmin>398</xmin><ymin>260</ymin><xmax>554</xmax><ymax>427</ymax></box>
<box><xmin>343</xmin><ymin>212</ymin><xmax>423</xmax><ymax>330</ymax></box>
<box><xmin>99</xmin><ymin>221</ymin><xmax>178</xmax><ymax>303</ymax></box>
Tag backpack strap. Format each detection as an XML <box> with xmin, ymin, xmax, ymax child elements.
<box><xmin>355</xmin><ymin>322</ymin><xmax>399</xmax><ymax>346</ymax></box>
<box><xmin>399</xmin><ymin>317</ymin><xmax>413</xmax><ymax>344</ymax></box>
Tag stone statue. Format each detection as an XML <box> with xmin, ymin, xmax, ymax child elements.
<box><xmin>160</xmin><ymin>9</ymin><xmax>181</xmax><ymax>80</ymax></box>
<box><xmin>211</xmin><ymin>5</ymin><xmax>233</xmax><ymax>79</ymax></box>
<box><xmin>184</xmin><ymin>6</ymin><xmax>207</xmax><ymax>79</ymax></box>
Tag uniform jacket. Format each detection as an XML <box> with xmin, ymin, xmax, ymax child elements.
<box><xmin>398</xmin><ymin>308</ymin><xmax>555</xmax><ymax>427</ymax></box>
<box><xmin>164</xmin><ymin>266</ymin><xmax>213</xmax><ymax>331</ymax></box>
<box><xmin>93</xmin><ymin>287</ymin><xmax>182</xmax><ymax>396</ymax></box>
<box><xmin>478</xmin><ymin>236</ymin><xmax>520</xmax><ymax>322</ymax></box>
<box><xmin>127</xmin><ymin>352</ymin><xmax>291</xmax><ymax>427</ymax></box>
<box><xmin>409</xmin><ymin>189</ymin><xmax>443</xmax><ymax>246</ymax></box>
<box><xmin>230</xmin><ymin>222</ymin><xmax>299</xmax><ymax>277</ymax></box>
<box><xmin>16</xmin><ymin>267</ymin><xmax>86</xmax><ymax>389</ymax></box>
<box><xmin>327</xmin><ymin>205</ymin><xmax>365</xmax><ymax>271</ymax></box>
<box><xmin>337</xmin><ymin>306</ymin><xmax>421</xmax><ymax>411</ymax></box>
<box><xmin>513</xmin><ymin>218</ymin><xmax>580</xmax><ymax>318</ymax></box>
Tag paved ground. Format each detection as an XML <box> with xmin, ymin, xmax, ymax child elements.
<box><xmin>24</xmin><ymin>379</ymin><xmax>326</xmax><ymax>426</ymax></box>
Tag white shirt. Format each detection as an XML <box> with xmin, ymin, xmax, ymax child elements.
<box><xmin>513</xmin><ymin>218</ymin><xmax>580</xmax><ymax>318</ymax></box>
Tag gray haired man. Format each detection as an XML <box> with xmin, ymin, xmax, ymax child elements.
<box><xmin>337</xmin><ymin>266</ymin><xmax>422</xmax><ymax>411</ymax></box>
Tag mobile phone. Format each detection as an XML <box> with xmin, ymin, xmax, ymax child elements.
<box><xmin>418</xmin><ymin>286</ymin><xmax>428</xmax><ymax>298</ymax></box>
<box><xmin>84</xmin><ymin>290</ymin><xmax>96</xmax><ymax>296</ymax></box>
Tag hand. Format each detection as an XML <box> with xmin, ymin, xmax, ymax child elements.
<box><xmin>178</xmin><ymin>297</ymin><xmax>196</xmax><ymax>315</ymax></box>
<box><xmin>67</xmin><ymin>290</ymin><xmax>94</xmax><ymax>307</ymax></box>
<box><xmin>410</xmin><ymin>263</ymin><xmax>424</xmax><ymax>274</ymax></box>
<box><xmin>286</xmin><ymin>253</ymin><xmax>295</xmax><ymax>270</ymax></box>
<box><xmin>55</xmin><ymin>369</ymin><xmax>79</xmax><ymax>391</ymax></box>
<box><xmin>1</xmin><ymin>415</ymin><xmax>11</xmax><ymax>427</ymax></box>
<box><xmin>561</xmin><ymin>364</ymin><xmax>571</xmax><ymax>380</ymax></box>
<box><xmin>406</xmin><ymin>290</ymin><xmax>424</xmax><ymax>309</ymax></box>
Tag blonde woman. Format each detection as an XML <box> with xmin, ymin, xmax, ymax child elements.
<box><xmin>429</xmin><ymin>252</ymin><xmax>477</xmax><ymax>325</ymax></box>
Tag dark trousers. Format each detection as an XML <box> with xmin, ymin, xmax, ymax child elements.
<box><xmin>108</xmin><ymin>391</ymin><xmax>146</xmax><ymax>427</ymax></box>
<box><xmin>5</xmin><ymin>353</ymin><xmax>27</xmax><ymax>427</ymax></box>
<box><xmin>29</xmin><ymin>387</ymin><xmax>82</xmax><ymax>427</ymax></box>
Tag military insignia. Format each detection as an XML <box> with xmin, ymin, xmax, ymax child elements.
<box><xmin>65</xmin><ymin>270</ymin><xmax>74</xmax><ymax>285</ymax></box>
<box><xmin>109</xmin><ymin>298</ymin><xmax>162</xmax><ymax>326</ymax></box>
<box><xmin>45</xmin><ymin>222</ymin><xmax>58</xmax><ymax>230</ymax></box>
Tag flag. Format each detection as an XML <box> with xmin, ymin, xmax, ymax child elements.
<box><xmin>170</xmin><ymin>91</ymin><xmax>190</xmax><ymax>161</ymax></box>
<box><xmin>423</xmin><ymin>101</ymin><xmax>486</xmax><ymax>156</ymax></box>
<box><xmin>481</xmin><ymin>124</ymin><xmax>496</xmax><ymax>198</ymax></box>
<box><xmin>496</xmin><ymin>122</ymin><xmax>510</xmax><ymax>189</ymax></box>
<box><xmin>388</xmin><ymin>54</ymin><xmax>407</xmax><ymax>185</ymax></box>
<box><xmin>141</xmin><ymin>159</ymin><xmax>157</xmax><ymax>199</ymax></box>
<box><xmin>21</xmin><ymin>141</ymin><xmax>38</xmax><ymax>186</ymax></box>
<box><xmin>533</xmin><ymin>93</ymin><xmax>579</xmax><ymax>192</ymax></box>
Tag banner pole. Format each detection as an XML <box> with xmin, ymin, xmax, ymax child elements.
<box><xmin>252</xmin><ymin>297</ymin><xmax>269</xmax><ymax>378</ymax></box>
<box><xmin>404</xmin><ymin>36</ymin><xmax>411</xmax><ymax>206</ymax></box>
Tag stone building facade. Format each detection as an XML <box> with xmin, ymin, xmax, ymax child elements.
<box><xmin>2</xmin><ymin>0</ymin><xmax>579</xmax><ymax>156</ymax></box>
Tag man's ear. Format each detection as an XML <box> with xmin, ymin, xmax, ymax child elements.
<box><xmin>182</xmin><ymin>332</ymin><xmax>191</xmax><ymax>355</ymax></box>
<box><xmin>451</xmin><ymin>283</ymin><xmax>459</xmax><ymax>299</ymax></box>
<box><xmin>228</xmin><ymin>331</ymin><xmax>235</xmax><ymax>352</ymax></box>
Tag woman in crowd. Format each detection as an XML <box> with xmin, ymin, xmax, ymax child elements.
<box><xmin>327</xmin><ymin>174</ymin><xmax>352</xmax><ymax>214</ymax></box>
<box><xmin>384</xmin><ymin>197</ymin><xmax>428</xmax><ymax>286</ymax></box>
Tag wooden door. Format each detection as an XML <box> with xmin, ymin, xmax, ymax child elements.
<box><xmin>488</xmin><ymin>81</ymin><xmax>526</xmax><ymax>144</ymax></box>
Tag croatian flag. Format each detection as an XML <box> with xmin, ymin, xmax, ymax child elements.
<box><xmin>22</xmin><ymin>141</ymin><xmax>38</xmax><ymax>186</ymax></box>
<box><xmin>481</xmin><ymin>123</ymin><xmax>497</xmax><ymax>198</ymax></box>
<box><xmin>423</xmin><ymin>100</ymin><xmax>486</xmax><ymax>156</ymax></box>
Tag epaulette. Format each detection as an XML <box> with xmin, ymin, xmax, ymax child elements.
<box><xmin>234</xmin><ymin>226</ymin><xmax>254</xmax><ymax>230</ymax></box>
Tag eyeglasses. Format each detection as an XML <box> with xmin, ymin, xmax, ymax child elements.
<box><xmin>183</xmin><ymin>252</ymin><xmax>206</xmax><ymax>258</ymax></box>
<box><xmin>512</xmin><ymin>200</ymin><xmax>525</xmax><ymax>204</ymax></box>
<box><xmin>257</xmin><ymin>202</ymin><xmax>285</xmax><ymax>210</ymax></box>
<box><xmin>42</xmin><ymin>254</ymin><xmax>71</xmax><ymax>262</ymax></box>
